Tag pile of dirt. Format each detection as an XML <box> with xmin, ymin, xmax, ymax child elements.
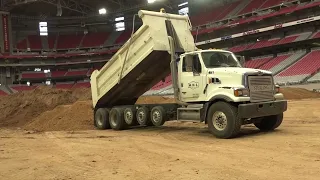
<box><xmin>24</xmin><ymin>101</ymin><xmax>93</xmax><ymax>132</ymax></box>
<box><xmin>0</xmin><ymin>86</ymin><xmax>91</xmax><ymax>127</ymax></box>
<box><xmin>280</xmin><ymin>87</ymin><xmax>320</xmax><ymax>100</ymax></box>
<box><xmin>2</xmin><ymin>86</ymin><xmax>320</xmax><ymax>132</ymax></box>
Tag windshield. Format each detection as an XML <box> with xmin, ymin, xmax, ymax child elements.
<box><xmin>201</xmin><ymin>51</ymin><xmax>241</xmax><ymax>68</ymax></box>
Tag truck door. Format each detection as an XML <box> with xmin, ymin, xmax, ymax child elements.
<box><xmin>179</xmin><ymin>54</ymin><xmax>204</xmax><ymax>101</ymax></box>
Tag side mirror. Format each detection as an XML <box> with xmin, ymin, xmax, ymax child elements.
<box><xmin>236</xmin><ymin>55</ymin><xmax>245</xmax><ymax>67</ymax></box>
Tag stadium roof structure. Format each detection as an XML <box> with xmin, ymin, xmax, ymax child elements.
<box><xmin>1</xmin><ymin>0</ymin><xmax>187</xmax><ymax>19</ymax></box>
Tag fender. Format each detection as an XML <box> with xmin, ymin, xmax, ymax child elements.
<box><xmin>200</xmin><ymin>95</ymin><xmax>233</xmax><ymax>123</ymax></box>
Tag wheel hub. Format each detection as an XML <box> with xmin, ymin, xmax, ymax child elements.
<box><xmin>212</xmin><ymin>111</ymin><xmax>227</xmax><ymax>131</ymax></box>
<box><xmin>152</xmin><ymin>110</ymin><xmax>161</xmax><ymax>123</ymax></box>
<box><xmin>125</xmin><ymin>111</ymin><xmax>133</xmax><ymax>122</ymax></box>
<box><xmin>138</xmin><ymin>111</ymin><xmax>145</xmax><ymax>121</ymax></box>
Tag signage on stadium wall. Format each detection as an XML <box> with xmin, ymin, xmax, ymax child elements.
<box><xmin>2</xmin><ymin>14</ymin><xmax>10</xmax><ymax>52</ymax></box>
<box><xmin>196</xmin><ymin>15</ymin><xmax>320</xmax><ymax>46</ymax></box>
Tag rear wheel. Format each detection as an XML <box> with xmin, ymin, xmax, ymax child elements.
<box><xmin>94</xmin><ymin>108</ymin><xmax>110</xmax><ymax>130</ymax></box>
<box><xmin>136</xmin><ymin>106</ymin><xmax>152</xmax><ymax>126</ymax></box>
<box><xmin>123</xmin><ymin>107</ymin><xmax>137</xmax><ymax>126</ymax></box>
<box><xmin>254</xmin><ymin>113</ymin><xmax>283</xmax><ymax>131</ymax></box>
<box><xmin>151</xmin><ymin>106</ymin><xmax>167</xmax><ymax>126</ymax></box>
<box><xmin>207</xmin><ymin>102</ymin><xmax>241</xmax><ymax>139</ymax></box>
<box><xmin>109</xmin><ymin>108</ymin><xmax>126</xmax><ymax>130</ymax></box>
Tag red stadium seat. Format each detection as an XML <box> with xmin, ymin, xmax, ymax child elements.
<box><xmin>56</xmin><ymin>83</ymin><xmax>74</xmax><ymax>89</ymax></box>
<box><xmin>21</xmin><ymin>72</ymin><xmax>46</xmax><ymax>79</ymax></box>
<box><xmin>277</xmin><ymin>35</ymin><xmax>299</xmax><ymax>45</ymax></box>
<box><xmin>16</xmin><ymin>39</ymin><xmax>28</xmax><ymax>50</ymax></box>
<box><xmin>259</xmin><ymin>55</ymin><xmax>290</xmax><ymax>70</ymax></box>
<box><xmin>278</xmin><ymin>50</ymin><xmax>320</xmax><ymax>77</ymax></box>
<box><xmin>65</xmin><ymin>70</ymin><xmax>88</xmax><ymax>77</ymax></box>
<box><xmin>57</xmin><ymin>34</ymin><xmax>83</xmax><ymax>49</ymax></box>
<box><xmin>28</xmin><ymin>35</ymin><xmax>42</xmax><ymax>50</ymax></box>
<box><xmin>115</xmin><ymin>30</ymin><xmax>132</xmax><ymax>44</ymax></box>
<box><xmin>48</xmin><ymin>35</ymin><xmax>56</xmax><ymax>49</ymax></box>
<box><xmin>81</xmin><ymin>32</ymin><xmax>110</xmax><ymax>48</ymax></box>
<box><xmin>249</xmin><ymin>38</ymin><xmax>280</xmax><ymax>49</ymax></box>
<box><xmin>51</xmin><ymin>71</ymin><xmax>67</xmax><ymax>78</ymax></box>
<box><xmin>245</xmin><ymin>56</ymin><xmax>273</xmax><ymax>69</ymax></box>
<box><xmin>74</xmin><ymin>82</ymin><xmax>90</xmax><ymax>88</ymax></box>
<box><xmin>238</xmin><ymin>0</ymin><xmax>265</xmax><ymax>15</ymax></box>
<box><xmin>260</xmin><ymin>0</ymin><xmax>284</xmax><ymax>9</ymax></box>
<box><xmin>0</xmin><ymin>90</ymin><xmax>8</xmax><ymax>96</ymax></box>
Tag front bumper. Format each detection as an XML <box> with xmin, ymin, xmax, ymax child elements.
<box><xmin>238</xmin><ymin>100</ymin><xmax>287</xmax><ymax>119</ymax></box>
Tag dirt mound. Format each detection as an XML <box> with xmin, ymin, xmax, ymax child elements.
<box><xmin>0</xmin><ymin>86</ymin><xmax>91</xmax><ymax>127</ymax></box>
<box><xmin>3</xmin><ymin>86</ymin><xmax>320</xmax><ymax>132</ymax></box>
<box><xmin>24</xmin><ymin>101</ymin><xmax>93</xmax><ymax>132</ymax></box>
<box><xmin>280</xmin><ymin>87</ymin><xmax>320</xmax><ymax>100</ymax></box>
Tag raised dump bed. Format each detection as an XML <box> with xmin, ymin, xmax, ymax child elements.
<box><xmin>90</xmin><ymin>10</ymin><xmax>196</xmax><ymax>108</ymax></box>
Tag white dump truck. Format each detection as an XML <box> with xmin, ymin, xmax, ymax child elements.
<box><xmin>90</xmin><ymin>10</ymin><xmax>287</xmax><ymax>138</ymax></box>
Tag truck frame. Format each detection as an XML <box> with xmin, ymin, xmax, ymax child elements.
<box><xmin>91</xmin><ymin>10</ymin><xmax>287</xmax><ymax>139</ymax></box>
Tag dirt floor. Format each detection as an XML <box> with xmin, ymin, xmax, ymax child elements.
<box><xmin>0</xmin><ymin>87</ymin><xmax>320</xmax><ymax>179</ymax></box>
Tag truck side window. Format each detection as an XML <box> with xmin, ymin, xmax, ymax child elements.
<box><xmin>193</xmin><ymin>55</ymin><xmax>202</xmax><ymax>73</ymax></box>
<box><xmin>182</xmin><ymin>56</ymin><xmax>193</xmax><ymax>72</ymax></box>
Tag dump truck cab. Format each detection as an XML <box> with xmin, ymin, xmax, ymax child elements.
<box><xmin>177</xmin><ymin>49</ymin><xmax>284</xmax><ymax>103</ymax></box>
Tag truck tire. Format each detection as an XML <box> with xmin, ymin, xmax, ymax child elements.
<box><xmin>94</xmin><ymin>108</ymin><xmax>110</xmax><ymax>130</ymax></box>
<box><xmin>109</xmin><ymin>108</ymin><xmax>126</xmax><ymax>130</ymax></box>
<box><xmin>136</xmin><ymin>106</ymin><xmax>152</xmax><ymax>126</ymax></box>
<box><xmin>254</xmin><ymin>113</ymin><xmax>283</xmax><ymax>131</ymax></box>
<box><xmin>151</xmin><ymin>106</ymin><xmax>168</xmax><ymax>126</ymax></box>
<box><xmin>123</xmin><ymin>107</ymin><xmax>137</xmax><ymax>126</ymax></box>
<box><xmin>207</xmin><ymin>102</ymin><xmax>241</xmax><ymax>139</ymax></box>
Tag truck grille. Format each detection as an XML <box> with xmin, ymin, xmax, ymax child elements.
<box><xmin>248</xmin><ymin>76</ymin><xmax>274</xmax><ymax>102</ymax></box>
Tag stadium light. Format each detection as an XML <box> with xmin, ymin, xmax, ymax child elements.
<box><xmin>148</xmin><ymin>0</ymin><xmax>156</xmax><ymax>3</ymax></box>
<box><xmin>99</xmin><ymin>8</ymin><xmax>107</xmax><ymax>15</ymax></box>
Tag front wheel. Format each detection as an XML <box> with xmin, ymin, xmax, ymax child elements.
<box><xmin>254</xmin><ymin>113</ymin><xmax>283</xmax><ymax>131</ymax></box>
<box><xmin>207</xmin><ymin>102</ymin><xmax>241</xmax><ymax>139</ymax></box>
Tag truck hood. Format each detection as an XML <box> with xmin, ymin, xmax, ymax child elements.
<box><xmin>207</xmin><ymin>67</ymin><xmax>272</xmax><ymax>88</ymax></box>
<box><xmin>208</xmin><ymin>67</ymin><xmax>272</xmax><ymax>75</ymax></box>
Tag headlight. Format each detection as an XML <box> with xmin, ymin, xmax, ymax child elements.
<box><xmin>234</xmin><ymin>88</ymin><xmax>249</xmax><ymax>97</ymax></box>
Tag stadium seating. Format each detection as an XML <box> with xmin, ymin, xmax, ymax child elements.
<box><xmin>249</xmin><ymin>38</ymin><xmax>280</xmax><ymax>50</ymax></box>
<box><xmin>21</xmin><ymin>72</ymin><xmax>46</xmax><ymax>79</ymax></box>
<box><xmin>307</xmin><ymin>71</ymin><xmax>320</xmax><ymax>83</ymax></box>
<box><xmin>16</xmin><ymin>39</ymin><xmax>28</xmax><ymax>50</ymax></box>
<box><xmin>73</xmin><ymin>82</ymin><xmax>90</xmax><ymax>88</ymax></box>
<box><xmin>51</xmin><ymin>71</ymin><xmax>67</xmax><ymax>78</ymax></box>
<box><xmin>0</xmin><ymin>89</ymin><xmax>7</xmax><ymax>96</ymax></box>
<box><xmin>65</xmin><ymin>70</ymin><xmax>88</xmax><ymax>77</ymax></box>
<box><xmin>115</xmin><ymin>30</ymin><xmax>132</xmax><ymax>44</ymax></box>
<box><xmin>274</xmin><ymin>50</ymin><xmax>320</xmax><ymax>83</ymax></box>
<box><xmin>311</xmin><ymin>31</ymin><xmax>320</xmax><ymax>39</ymax></box>
<box><xmin>260</xmin><ymin>0</ymin><xmax>284</xmax><ymax>9</ymax></box>
<box><xmin>151</xmin><ymin>75</ymin><xmax>172</xmax><ymax>90</ymax></box>
<box><xmin>229</xmin><ymin>43</ymin><xmax>254</xmax><ymax>52</ymax></box>
<box><xmin>48</xmin><ymin>35</ymin><xmax>56</xmax><ymax>49</ymax></box>
<box><xmin>81</xmin><ymin>32</ymin><xmax>110</xmax><ymax>48</ymax></box>
<box><xmin>277</xmin><ymin>35</ymin><xmax>299</xmax><ymax>45</ymax></box>
<box><xmin>55</xmin><ymin>82</ymin><xmax>74</xmax><ymax>89</ymax></box>
<box><xmin>259</xmin><ymin>51</ymin><xmax>306</xmax><ymax>75</ymax></box>
<box><xmin>27</xmin><ymin>35</ymin><xmax>42</xmax><ymax>50</ymax></box>
<box><xmin>238</xmin><ymin>0</ymin><xmax>265</xmax><ymax>15</ymax></box>
<box><xmin>244</xmin><ymin>56</ymin><xmax>273</xmax><ymax>69</ymax></box>
<box><xmin>57</xmin><ymin>34</ymin><xmax>83</xmax><ymax>49</ymax></box>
